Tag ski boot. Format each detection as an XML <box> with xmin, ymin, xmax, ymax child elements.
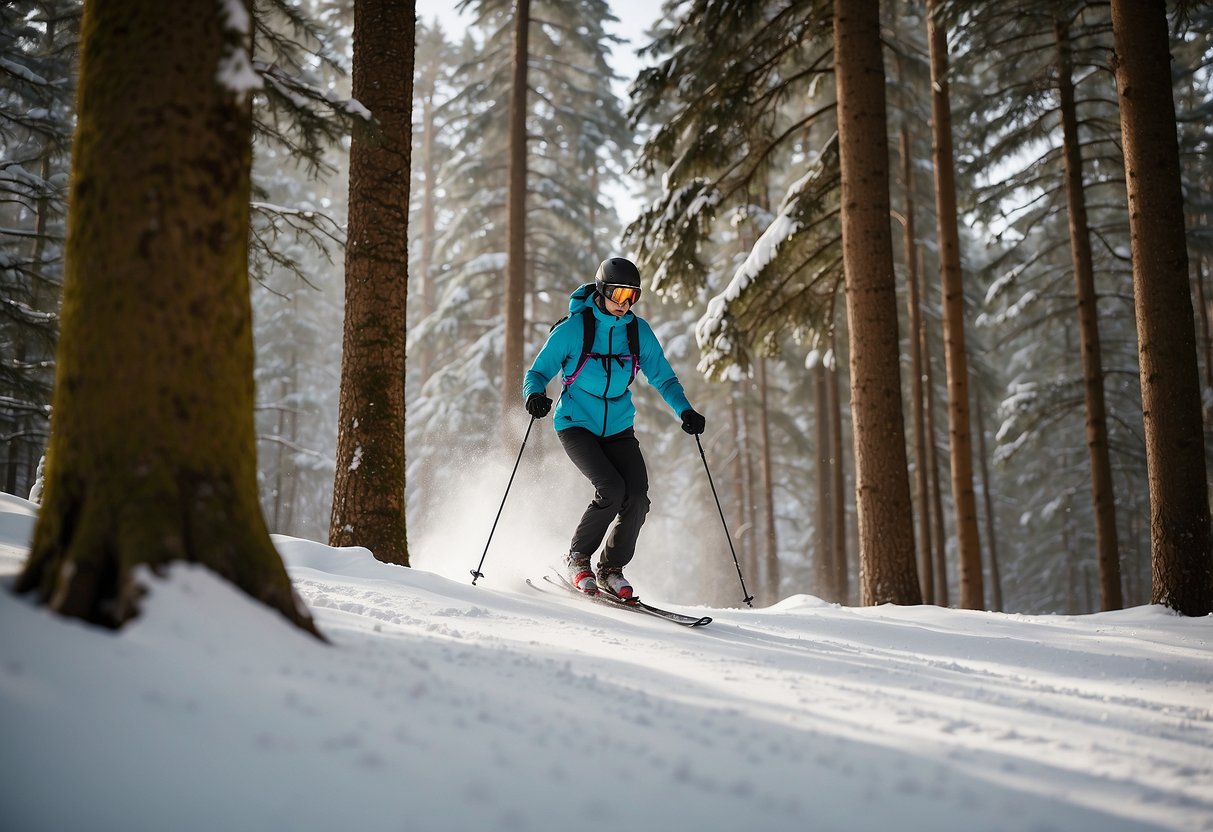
<box><xmin>595</xmin><ymin>562</ymin><xmax>634</xmax><ymax>601</ymax></box>
<box><xmin>564</xmin><ymin>551</ymin><xmax>598</xmax><ymax>594</ymax></box>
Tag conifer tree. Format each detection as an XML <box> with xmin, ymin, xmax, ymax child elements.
<box><xmin>1110</xmin><ymin>0</ymin><xmax>1212</xmax><ymax>616</ymax></box>
<box><xmin>952</xmin><ymin>0</ymin><xmax>1144</xmax><ymax>611</ymax></box>
<box><xmin>16</xmin><ymin>0</ymin><xmax>319</xmax><ymax>636</ymax></box>
<box><xmin>833</xmin><ymin>0</ymin><xmax>920</xmax><ymax>605</ymax></box>
<box><xmin>0</xmin><ymin>1</ymin><xmax>78</xmax><ymax>498</ymax></box>
<box><xmin>329</xmin><ymin>0</ymin><xmax>414</xmax><ymax>565</ymax></box>
<box><xmin>410</xmin><ymin>0</ymin><xmax>629</xmax><ymax>486</ymax></box>
<box><xmin>925</xmin><ymin>0</ymin><xmax>983</xmax><ymax>609</ymax></box>
<box><xmin>503</xmin><ymin>0</ymin><xmax>530</xmax><ymax>427</ymax></box>
<box><xmin>1054</xmin><ymin>13</ymin><xmax>1122</xmax><ymax>610</ymax></box>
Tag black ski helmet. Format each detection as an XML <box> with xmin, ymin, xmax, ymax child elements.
<box><xmin>594</xmin><ymin>257</ymin><xmax>642</xmax><ymax>301</ymax></box>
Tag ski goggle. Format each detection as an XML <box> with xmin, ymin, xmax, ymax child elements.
<box><xmin>604</xmin><ymin>284</ymin><xmax>640</xmax><ymax>305</ymax></box>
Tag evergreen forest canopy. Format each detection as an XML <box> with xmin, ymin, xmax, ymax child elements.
<box><xmin>1</xmin><ymin>0</ymin><xmax>1210</xmax><ymax>620</ymax></box>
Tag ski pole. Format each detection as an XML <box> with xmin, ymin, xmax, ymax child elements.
<box><xmin>471</xmin><ymin>415</ymin><xmax>536</xmax><ymax>585</ymax></box>
<box><xmin>694</xmin><ymin>433</ymin><xmax>754</xmax><ymax>607</ymax></box>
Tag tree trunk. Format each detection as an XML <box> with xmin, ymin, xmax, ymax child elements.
<box><xmin>281</xmin><ymin>347</ymin><xmax>299</xmax><ymax>536</ymax></box>
<box><xmin>758</xmin><ymin>358</ymin><xmax>780</xmax><ymax>603</ymax></box>
<box><xmin>1110</xmin><ymin>0</ymin><xmax>1213</xmax><ymax>616</ymax></box>
<box><xmin>413</xmin><ymin>42</ymin><xmax>441</xmax><ymax>522</ymax></box>
<box><xmin>833</xmin><ymin>0</ymin><xmax>921</xmax><ymax>606</ymax></box>
<box><xmin>16</xmin><ymin>0</ymin><xmax>318</xmax><ymax>636</ymax></box>
<box><xmin>1193</xmin><ymin>235</ymin><xmax>1211</xmax><ymax>408</ymax></box>
<box><xmin>973</xmin><ymin>382</ymin><xmax>1002</xmax><ymax>612</ymax></box>
<box><xmin>926</xmin><ymin>0</ymin><xmax>982</xmax><ymax>609</ymax></box>
<box><xmin>271</xmin><ymin>372</ymin><xmax>290</xmax><ymax>532</ymax></box>
<box><xmin>739</xmin><ymin>387</ymin><xmax>759</xmax><ymax>590</ymax></box>
<box><xmin>7</xmin><ymin>17</ymin><xmax>59</xmax><ymax>499</ymax></box>
<box><xmin>814</xmin><ymin>359</ymin><xmax>834</xmax><ymax>601</ymax></box>
<box><xmin>502</xmin><ymin>0</ymin><xmax>530</xmax><ymax>425</ymax></box>
<box><xmin>729</xmin><ymin>393</ymin><xmax>751</xmax><ymax>580</ymax></box>
<box><xmin>900</xmin><ymin>126</ymin><xmax>934</xmax><ymax>605</ymax></box>
<box><xmin>921</xmin><ymin>278</ymin><xmax>950</xmax><ymax>607</ymax></box>
<box><xmin>827</xmin><ymin>352</ymin><xmax>849</xmax><ymax>604</ymax></box>
<box><xmin>1056</xmin><ymin>19</ymin><xmax>1123</xmax><ymax>611</ymax></box>
<box><xmin>330</xmin><ymin>0</ymin><xmax>414</xmax><ymax>565</ymax></box>
<box><xmin>417</xmin><ymin>46</ymin><xmax>440</xmax><ymax>384</ymax></box>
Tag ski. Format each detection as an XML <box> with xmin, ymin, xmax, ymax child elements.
<box><xmin>527</xmin><ymin>573</ymin><xmax>712</xmax><ymax>627</ymax></box>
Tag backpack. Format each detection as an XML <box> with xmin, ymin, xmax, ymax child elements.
<box><xmin>550</xmin><ymin>304</ymin><xmax>640</xmax><ymax>392</ymax></box>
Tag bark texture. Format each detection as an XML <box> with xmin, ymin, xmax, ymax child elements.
<box><xmin>502</xmin><ymin>0</ymin><xmax>530</xmax><ymax>424</ymax></box>
<box><xmin>17</xmin><ymin>0</ymin><xmax>317</xmax><ymax>635</ymax></box>
<box><xmin>833</xmin><ymin>0</ymin><xmax>921</xmax><ymax>606</ymax></box>
<box><xmin>329</xmin><ymin>0</ymin><xmax>415</xmax><ymax>564</ymax></box>
<box><xmin>1110</xmin><ymin>0</ymin><xmax>1212</xmax><ymax>615</ymax></box>
<box><xmin>926</xmin><ymin>0</ymin><xmax>983</xmax><ymax>609</ymax></box>
<box><xmin>1056</xmin><ymin>19</ymin><xmax>1123</xmax><ymax>611</ymax></box>
<box><xmin>900</xmin><ymin>126</ymin><xmax>934</xmax><ymax>605</ymax></box>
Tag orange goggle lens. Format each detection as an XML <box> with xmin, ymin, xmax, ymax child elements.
<box><xmin>607</xmin><ymin>285</ymin><xmax>640</xmax><ymax>305</ymax></box>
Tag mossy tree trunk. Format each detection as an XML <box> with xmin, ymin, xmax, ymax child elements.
<box><xmin>833</xmin><ymin>0</ymin><xmax>921</xmax><ymax>606</ymax></box>
<box><xmin>329</xmin><ymin>0</ymin><xmax>414</xmax><ymax>565</ymax></box>
<box><xmin>16</xmin><ymin>0</ymin><xmax>318</xmax><ymax>636</ymax></box>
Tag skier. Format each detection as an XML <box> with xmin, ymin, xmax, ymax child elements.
<box><xmin>522</xmin><ymin>256</ymin><xmax>706</xmax><ymax>600</ymax></box>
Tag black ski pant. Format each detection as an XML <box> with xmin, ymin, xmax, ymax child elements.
<box><xmin>558</xmin><ymin>426</ymin><xmax>649</xmax><ymax>568</ymax></box>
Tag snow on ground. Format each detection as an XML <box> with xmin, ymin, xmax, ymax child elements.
<box><xmin>1</xmin><ymin>489</ymin><xmax>1211</xmax><ymax>832</ymax></box>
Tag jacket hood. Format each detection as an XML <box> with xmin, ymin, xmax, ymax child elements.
<box><xmin>568</xmin><ymin>283</ymin><xmax>596</xmax><ymax>315</ymax></box>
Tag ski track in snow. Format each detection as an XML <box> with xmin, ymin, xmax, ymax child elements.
<box><xmin>0</xmin><ymin>492</ymin><xmax>1210</xmax><ymax>832</ymax></box>
<box><xmin>281</xmin><ymin>545</ymin><xmax>1213</xmax><ymax>832</ymax></box>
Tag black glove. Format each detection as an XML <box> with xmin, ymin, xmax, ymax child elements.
<box><xmin>680</xmin><ymin>408</ymin><xmax>706</xmax><ymax>435</ymax></box>
<box><xmin>526</xmin><ymin>393</ymin><xmax>553</xmax><ymax>419</ymax></box>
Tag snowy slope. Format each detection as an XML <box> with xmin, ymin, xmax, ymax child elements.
<box><xmin>0</xmin><ymin>490</ymin><xmax>1210</xmax><ymax>832</ymax></box>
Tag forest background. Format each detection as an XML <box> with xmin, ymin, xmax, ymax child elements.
<box><xmin>2</xmin><ymin>0</ymin><xmax>1211</xmax><ymax>616</ymax></box>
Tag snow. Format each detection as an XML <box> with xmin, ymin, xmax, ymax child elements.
<box><xmin>215</xmin><ymin>0</ymin><xmax>262</xmax><ymax>99</ymax></box>
<box><xmin>0</xmin><ymin>56</ymin><xmax>48</xmax><ymax>86</ymax></box>
<box><xmin>1</xmin><ymin>489</ymin><xmax>1211</xmax><ymax>832</ymax></box>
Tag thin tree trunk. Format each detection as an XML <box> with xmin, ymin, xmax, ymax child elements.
<box><xmin>973</xmin><ymin>382</ymin><xmax>1002</xmax><ymax>612</ymax></box>
<box><xmin>921</xmin><ymin>276</ymin><xmax>950</xmax><ymax>606</ymax></box>
<box><xmin>589</xmin><ymin>164</ymin><xmax>599</xmax><ymax>256</ymax></box>
<box><xmin>1056</xmin><ymin>19</ymin><xmax>1123</xmax><ymax>611</ymax></box>
<box><xmin>9</xmin><ymin>17</ymin><xmax>57</xmax><ymax>497</ymax></box>
<box><xmin>329</xmin><ymin>0</ymin><xmax>414</xmax><ymax>565</ymax></box>
<box><xmin>272</xmin><ymin>373</ymin><xmax>289</xmax><ymax>532</ymax></box>
<box><xmin>1110</xmin><ymin>0</ymin><xmax>1213</xmax><ymax>615</ymax></box>
<box><xmin>758</xmin><ymin>358</ymin><xmax>780</xmax><ymax>602</ymax></box>
<box><xmin>417</xmin><ymin>51</ymin><xmax>439</xmax><ymax>383</ymax></box>
<box><xmin>281</xmin><ymin>354</ymin><xmax>299</xmax><ymax>535</ymax></box>
<box><xmin>1194</xmin><ymin>245</ymin><xmax>1211</xmax><ymax>400</ymax></box>
<box><xmin>900</xmin><ymin>126</ymin><xmax>934</xmax><ymax>605</ymax></box>
<box><xmin>413</xmin><ymin>49</ymin><xmax>440</xmax><ymax>522</ymax></box>
<box><xmin>827</xmin><ymin>350</ymin><xmax>849</xmax><ymax>604</ymax></box>
<box><xmin>729</xmin><ymin>394</ymin><xmax>751</xmax><ymax>580</ymax></box>
<box><xmin>739</xmin><ymin>389</ymin><xmax>759</xmax><ymax>591</ymax></box>
<box><xmin>502</xmin><ymin>0</ymin><xmax>530</xmax><ymax>425</ymax></box>
<box><xmin>833</xmin><ymin>0</ymin><xmax>920</xmax><ymax>606</ymax></box>
<box><xmin>17</xmin><ymin>0</ymin><xmax>318</xmax><ymax>636</ymax></box>
<box><xmin>1064</xmin><ymin>504</ymin><xmax>1077</xmax><ymax>613</ymax></box>
<box><xmin>814</xmin><ymin>358</ymin><xmax>834</xmax><ymax>601</ymax></box>
<box><xmin>926</xmin><ymin>0</ymin><xmax>982</xmax><ymax>609</ymax></box>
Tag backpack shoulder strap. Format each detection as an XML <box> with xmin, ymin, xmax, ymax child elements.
<box><xmin>626</xmin><ymin>318</ymin><xmax>641</xmax><ymax>384</ymax></box>
<box><xmin>580</xmin><ymin>306</ymin><xmax>596</xmax><ymax>358</ymax></box>
<box><xmin>561</xmin><ymin>307</ymin><xmax>598</xmax><ymax>389</ymax></box>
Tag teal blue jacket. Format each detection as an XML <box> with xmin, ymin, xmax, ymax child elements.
<box><xmin>523</xmin><ymin>284</ymin><xmax>694</xmax><ymax>437</ymax></box>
